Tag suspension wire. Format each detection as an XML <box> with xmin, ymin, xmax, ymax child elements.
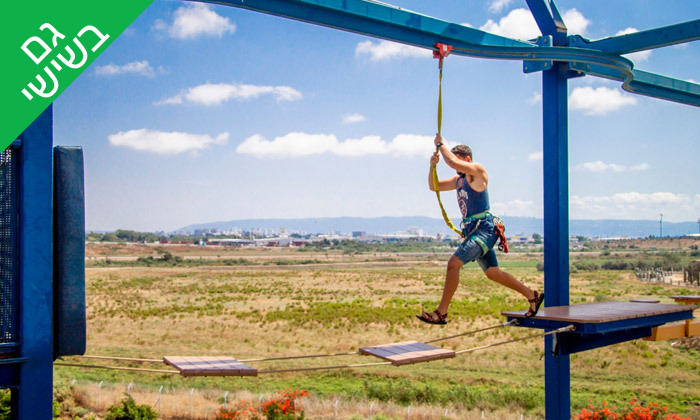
<box><xmin>455</xmin><ymin>324</ymin><xmax>575</xmax><ymax>355</ymax></box>
<box><xmin>58</xmin><ymin>324</ymin><xmax>574</xmax><ymax>376</ymax></box>
<box><xmin>258</xmin><ymin>361</ymin><xmax>393</xmax><ymax>375</ymax></box>
<box><xmin>54</xmin><ymin>362</ymin><xmax>180</xmax><ymax>375</ymax></box>
<box><xmin>76</xmin><ymin>320</ymin><xmax>519</xmax><ymax>365</ymax></box>
<box><xmin>80</xmin><ymin>355</ymin><xmax>162</xmax><ymax>363</ymax></box>
<box><xmin>239</xmin><ymin>351</ymin><xmax>359</xmax><ymax>363</ymax></box>
<box><xmin>425</xmin><ymin>319</ymin><xmax>517</xmax><ymax>344</ymax></box>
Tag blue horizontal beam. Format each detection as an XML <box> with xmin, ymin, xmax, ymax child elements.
<box><xmin>197</xmin><ymin>0</ymin><xmax>700</xmax><ymax>107</ymax></box>
<box><xmin>557</xmin><ymin>327</ymin><xmax>652</xmax><ymax>355</ymax></box>
<box><xmin>571</xmin><ymin>19</ymin><xmax>700</xmax><ymax>55</ymax></box>
<box><xmin>200</xmin><ymin>0</ymin><xmax>533</xmax><ymax>49</ymax></box>
<box><xmin>628</xmin><ymin>69</ymin><xmax>700</xmax><ymax>106</ymax></box>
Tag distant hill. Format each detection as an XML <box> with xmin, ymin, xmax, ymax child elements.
<box><xmin>175</xmin><ymin>216</ymin><xmax>699</xmax><ymax>238</ymax></box>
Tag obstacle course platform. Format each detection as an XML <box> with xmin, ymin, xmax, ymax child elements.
<box><xmin>164</xmin><ymin>356</ymin><xmax>257</xmax><ymax>377</ymax></box>
<box><xmin>502</xmin><ymin>301</ymin><xmax>696</xmax><ymax>354</ymax></box>
<box><xmin>359</xmin><ymin>341</ymin><xmax>455</xmax><ymax>366</ymax></box>
<box><xmin>644</xmin><ymin>296</ymin><xmax>700</xmax><ymax>341</ymax></box>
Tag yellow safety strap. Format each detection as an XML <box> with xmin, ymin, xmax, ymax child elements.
<box><xmin>433</xmin><ymin>56</ymin><xmax>463</xmax><ymax>237</ymax></box>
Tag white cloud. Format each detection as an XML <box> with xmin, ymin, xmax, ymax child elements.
<box><xmin>571</xmin><ymin>192</ymin><xmax>700</xmax><ymax>220</ymax></box>
<box><xmin>629</xmin><ymin>163</ymin><xmax>650</xmax><ymax>171</ymax></box>
<box><xmin>491</xmin><ymin>199</ymin><xmax>537</xmax><ymax>217</ymax></box>
<box><xmin>488</xmin><ymin>0</ymin><xmax>513</xmax><ymax>14</ymax></box>
<box><xmin>569</xmin><ymin>86</ymin><xmax>637</xmax><ymax>115</ymax></box>
<box><xmin>355</xmin><ymin>40</ymin><xmax>430</xmax><ymax>61</ymax></box>
<box><xmin>155</xmin><ymin>82</ymin><xmax>302</xmax><ymax>106</ymax></box>
<box><xmin>562</xmin><ymin>9</ymin><xmax>590</xmax><ymax>36</ymax></box>
<box><xmin>95</xmin><ymin>61</ymin><xmax>155</xmax><ymax>77</ymax></box>
<box><xmin>342</xmin><ymin>113</ymin><xmax>366</xmax><ymax>124</ymax></box>
<box><xmin>480</xmin><ymin>8</ymin><xmax>589</xmax><ymax>40</ymax></box>
<box><xmin>528</xmin><ymin>152</ymin><xmax>543</xmax><ymax>161</ymax></box>
<box><xmin>575</xmin><ymin>161</ymin><xmax>649</xmax><ymax>173</ymax></box>
<box><xmin>527</xmin><ymin>92</ymin><xmax>542</xmax><ymax>105</ymax></box>
<box><xmin>615</xmin><ymin>28</ymin><xmax>652</xmax><ymax>63</ymax></box>
<box><xmin>236</xmin><ymin>132</ymin><xmax>441</xmax><ymax>159</ymax></box>
<box><xmin>108</xmin><ymin>129</ymin><xmax>228</xmax><ymax>155</ymax></box>
<box><xmin>480</xmin><ymin>8</ymin><xmax>539</xmax><ymax>40</ymax></box>
<box><xmin>155</xmin><ymin>3</ymin><xmax>236</xmax><ymax>39</ymax></box>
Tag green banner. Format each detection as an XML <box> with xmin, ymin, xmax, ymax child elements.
<box><xmin>1</xmin><ymin>0</ymin><xmax>153</xmax><ymax>150</ymax></box>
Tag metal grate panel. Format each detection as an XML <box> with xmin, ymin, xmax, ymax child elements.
<box><xmin>0</xmin><ymin>147</ymin><xmax>18</xmax><ymax>352</ymax></box>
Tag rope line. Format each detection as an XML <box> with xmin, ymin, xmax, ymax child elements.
<box><xmin>239</xmin><ymin>351</ymin><xmax>359</xmax><ymax>363</ymax></box>
<box><xmin>425</xmin><ymin>320</ymin><xmax>517</xmax><ymax>344</ymax></box>
<box><xmin>54</xmin><ymin>362</ymin><xmax>179</xmax><ymax>375</ymax></box>
<box><xmin>76</xmin><ymin>319</ymin><xmax>517</xmax><ymax>364</ymax></box>
<box><xmin>258</xmin><ymin>361</ymin><xmax>393</xmax><ymax>375</ymax></box>
<box><xmin>58</xmin><ymin>322</ymin><xmax>574</xmax><ymax>376</ymax></box>
<box><xmin>80</xmin><ymin>355</ymin><xmax>162</xmax><ymax>363</ymax></box>
<box><xmin>455</xmin><ymin>324</ymin><xmax>575</xmax><ymax>355</ymax></box>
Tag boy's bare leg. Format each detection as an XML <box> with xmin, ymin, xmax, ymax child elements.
<box><xmin>435</xmin><ymin>255</ymin><xmax>464</xmax><ymax>315</ymax></box>
<box><xmin>484</xmin><ymin>267</ymin><xmax>538</xmax><ymax>309</ymax></box>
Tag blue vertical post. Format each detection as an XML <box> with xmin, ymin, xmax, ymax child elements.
<box><xmin>542</xmin><ymin>62</ymin><xmax>570</xmax><ymax>419</ymax></box>
<box><xmin>15</xmin><ymin>106</ymin><xmax>54</xmax><ymax>419</ymax></box>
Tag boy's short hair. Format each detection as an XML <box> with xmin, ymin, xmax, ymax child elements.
<box><xmin>451</xmin><ymin>145</ymin><xmax>472</xmax><ymax>159</ymax></box>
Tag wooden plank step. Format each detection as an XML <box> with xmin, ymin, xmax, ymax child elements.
<box><xmin>671</xmin><ymin>296</ymin><xmax>700</xmax><ymax>304</ymax></box>
<box><xmin>359</xmin><ymin>341</ymin><xmax>455</xmax><ymax>366</ymax></box>
<box><xmin>163</xmin><ymin>356</ymin><xmax>257</xmax><ymax>377</ymax></box>
<box><xmin>629</xmin><ymin>299</ymin><xmax>660</xmax><ymax>304</ymax></box>
<box><xmin>645</xmin><ymin>321</ymin><xmax>687</xmax><ymax>341</ymax></box>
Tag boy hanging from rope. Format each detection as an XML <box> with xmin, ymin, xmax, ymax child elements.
<box><xmin>417</xmin><ymin>134</ymin><xmax>544</xmax><ymax>325</ymax></box>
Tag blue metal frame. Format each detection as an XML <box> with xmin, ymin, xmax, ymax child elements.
<box><xmin>571</xmin><ymin>19</ymin><xmax>700</xmax><ymax>55</ymax></box>
<box><xmin>196</xmin><ymin>0</ymin><xmax>700</xmax><ymax>107</ymax></box>
<box><xmin>14</xmin><ymin>106</ymin><xmax>54</xmax><ymax>419</ymax></box>
<box><xmin>556</xmin><ymin>328</ymin><xmax>653</xmax><ymax>356</ymax></box>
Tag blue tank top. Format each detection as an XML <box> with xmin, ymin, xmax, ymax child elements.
<box><xmin>456</xmin><ymin>175</ymin><xmax>490</xmax><ymax>219</ymax></box>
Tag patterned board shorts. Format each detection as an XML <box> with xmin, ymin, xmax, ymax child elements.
<box><xmin>453</xmin><ymin>219</ymin><xmax>499</xmax><ymax>271</ymax></box>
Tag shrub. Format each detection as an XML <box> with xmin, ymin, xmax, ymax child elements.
<box><xmin>216</xmin><ymin>389</ymin><xmax>309</xmax><ymax>420</ymax></box>
<box><xmin>104</xmin><ymin>395</ymin><xmax>157</xmax><ymax>420</ymax></box>
<box><xmin>573</xmin><ymin>261</ymin><xmax>599</xmax><ymax>271</ymax></box>
<box><xmin>575</xmin><ymin>398</ymin><xmax>690</xmax><ymax>420</ymax></box>
<box><xmin>0</xmin><ymin>390</ymin><xmax>10</xmax><ymax>420</ymax></box>
<box><xmin>601</xmin><ymin>261</ymin><xmax>630</xmax><ymax>270</ymax></box>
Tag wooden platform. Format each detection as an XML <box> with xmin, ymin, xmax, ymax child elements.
<box><xmin>163</xmin><ymin>356</ymin><xmax>257</xmax><ymax>377</ymax></box>
<box><xmin>502</xmin><ymin>301</ymin><xmax>697</xmax><ymax>334</ymax></box>
<box><xmin>671</xmin><ymin>296</ymin><xmax>700</xmax><ymax>304</ymax></box>
<box><xmin>359</xmin><ymin>341</ymin><xmax>455</xmax><ymax>366</ymax></box>
<box><xmin>645</xmin><ymin>320</ymin><xmax>688</xmax><ymax>341</ymax></box>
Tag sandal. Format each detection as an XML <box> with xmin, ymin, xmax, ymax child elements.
<box><xmin>525</xmin><ymin>291</ymin><xmax>544</xmax><ymax>318</ymax></box>
<box><xmin>416</xmin><ymin>309</ymin><xmax>448</xmax><ymax>325</ymax></box>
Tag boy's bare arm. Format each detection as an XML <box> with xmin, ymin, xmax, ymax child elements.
<box><xmin>428</xmin><ymin>152</ymin><xmax>458</xmax><ymax>191</ymax></box>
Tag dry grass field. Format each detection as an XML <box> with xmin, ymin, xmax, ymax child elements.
<box><xmin>53</xmin><ymin>242</ymin><xmax>700</xmax><ymax>419</ymax></box>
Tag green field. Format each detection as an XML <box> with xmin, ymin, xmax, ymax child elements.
<box><xmin>51</xmin><ymin>241</ymin><xmax>700</xmax><ymax>419</ymax></box>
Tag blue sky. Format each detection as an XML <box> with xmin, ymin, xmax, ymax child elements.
<box><xmin>53</xmin><ymin>0</ymin><xmax>700</xmax><ymax>232</ymax></box>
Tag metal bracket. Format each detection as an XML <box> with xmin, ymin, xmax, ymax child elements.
<box><xmin>523</xmin><ymin>35</ymin><xmax>553</xmax><ymax>74</ymax></box>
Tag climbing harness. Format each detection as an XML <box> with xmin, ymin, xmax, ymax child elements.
<box><xmin>493</xmin><ymin>215</ymin><xmax>509</xmax><ymax>253</ymax></box>
<box><xmin>431</xmin><ymin>43</ymin><xmax>462</xmax><ymax>236</ymax></box>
